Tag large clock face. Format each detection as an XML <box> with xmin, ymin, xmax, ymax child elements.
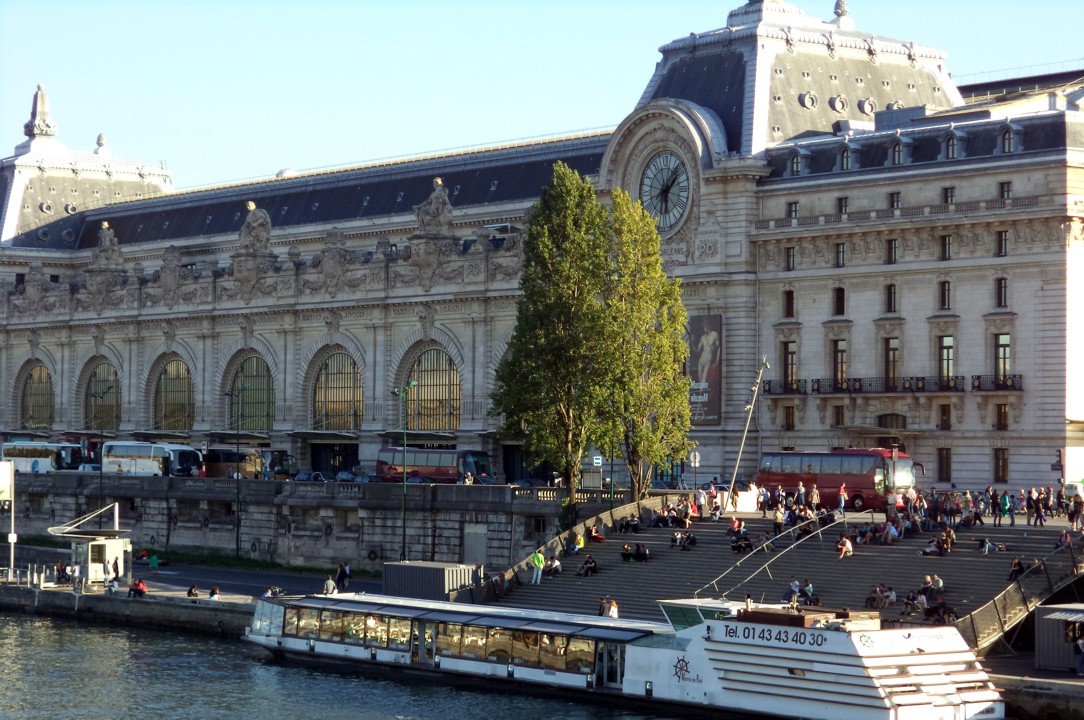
<box><xmin>639</xmin><ymin>151</ymin><xmax>690</xmax><ymax>233</ymax></box>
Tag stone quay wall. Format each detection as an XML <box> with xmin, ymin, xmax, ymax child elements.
<box><xmin>11</xmin><ymin>473</ymin><xmax>633</xmax><ymax>571</ymax></box>
<box><xmin>0</xmin><ymin>584</ymin><xmax>253</xmax><ymax>637</ymax></box>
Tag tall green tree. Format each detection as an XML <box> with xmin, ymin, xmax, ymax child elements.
<box><xmin>597</xmin><ymin>188</ymin><xmax>692</xmax><ymax>500</ymax></box>
<box><xmin>491</xmin><ymin>162</ymin><xmax>612</xmax><ymax>498</ymax></box>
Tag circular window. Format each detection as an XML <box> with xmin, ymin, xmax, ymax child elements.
<box><xmin>829</xmin><ymin>95</ymin><xmax>848</xmax><ymax>113</ymax></box>
<box><xmin>798</xmin><ymin>91</ymin><xmax>818</xmax><ymax>109</ymax></box>
<box><xmin>39</xmin><ymin>201</ymin><xmax>53</xmax><ymax>214</ymax></box>
<box><xmin>857</xmin><ymin>98</ymin><xmax>877</xmax><ymax>116</ymax></box>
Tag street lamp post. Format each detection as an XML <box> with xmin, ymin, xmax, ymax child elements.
<box><xmin>726</xmin><ymin>357</ymin><xmax>770</xmax><ymax>510</ymax></box>
<box><xmin>90</xmin><ymin>385</ymin><xmax>114</xmax><ymax>530</ymax></box>
<box><xmin>391</xmin><ymin>380</ymin><xmax>417</xmax><ymax>562</ymax></box>
<box><xmin>224</xmin><ymin>383</ymin><xmax>247</xmax><ymax>557</ymax></box>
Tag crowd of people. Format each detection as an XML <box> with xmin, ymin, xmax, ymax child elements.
<box><xmin>524</xmin><ymin>477</ymin><xmax>1081</xmax><ymax>632</ymax></box>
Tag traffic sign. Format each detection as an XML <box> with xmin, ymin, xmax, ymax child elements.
<box><xmin>593</xmin><ymin>456</ymin><xmax>603</xmax><ymax>467</ymax></box>
<box><xmin>689</xmin><ymin>451</ymin><xmax>701</xmax><ymax>468</ymax></box>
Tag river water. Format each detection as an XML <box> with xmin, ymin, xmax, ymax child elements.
<box><xmin>0</xmin><ymin>613</ymin><xmax>682</xmax><ymax>720</ymax></box>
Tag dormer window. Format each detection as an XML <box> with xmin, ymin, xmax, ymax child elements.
<box><xmin>840</xmin><ymin>146</ymin><xmax>851</xmax><ymax>171</ymax></box>
<box><xmin>1001</xmin><ymin>129</ymin><xmax>1015</xmax><ymax>154</ymax></box>
<box><xmin>788</xmin><ymin>149</ymin><xmax>811</xmax><ymax>177</ymax></box>
<box><xmin>996</xmin><ymin>123</ymin><xmax>1023</xmax><ymax>155</ymax></box>
<box><xmin>887</xmin><ymin>136</ymin><xmax>913</xmax><ymax>167</ymax></box>
<box><xmin>941</xmin><ymin>130</ymin><xmax>967</xmax><ymax>161</ymax></box>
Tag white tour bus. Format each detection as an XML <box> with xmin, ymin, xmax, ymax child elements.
<box><xmin>101</xmin><ymin>441</ymin><xmax>202</xmax><ymax>477</ymax></box>
<box><xmin>0</xmin><ymin>441</ymin><xmax>85</xmax><ymax>473</ymax></box>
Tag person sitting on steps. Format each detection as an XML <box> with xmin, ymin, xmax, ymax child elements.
<box><xmin>576</xmin><ymin>555</ymin><xmax>599</xmax><ymax>577</ymax></box>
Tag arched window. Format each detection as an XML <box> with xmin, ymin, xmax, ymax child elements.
<box><xmin>790</xmin><ymin>154</ymin><xmax>802</xmax><ymax>176</ymax></box>
<box><xmin>945</xmin><ymin>135</ymin><xmax>957</xmax><ymax>160</ymax></box>
<box><xmin>19</xmin><ymin>362</ymin><xmax>53</xmax><ymax>431</ymax></box>
<box><xmin>84</xmin><ymin>361</ymin><xmax>120</xmax><ymax>431</ymax></box>
<box><xmin>840</xmin><ymin>146</ymin><xmax>851</xmax><ymax>171</ymax></box>
<box><xmin>226</xmin><ymin>355</ymin><xmax>274</xmax><ymax>432</ymax></box>
<box><xmin>1000</xmin><ymin>129</ymin><xmax>1015</xmax><ymax>154</ymax></box>
<box><xmin>312</xmin><ymin>349</ymin><xmax>363</xmax><ymax>431</ymax></box>
<box><xmin>891</xmin><ymin>142</ymin><xmax>903</xmax><ymax>165</ymax></box>
<box><xmin>152</xmin><ymin>356</ymin><xmax>194</xmax><ymax>431</ymax></box>
<box><xmin>404</xmin><ymin>347</ymin><xmax>461</xmax><ymax>431</ymax></box>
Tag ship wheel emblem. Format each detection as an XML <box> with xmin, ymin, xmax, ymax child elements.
<box><xmin>673</xmin><ymin>655</ymin><xmax>691</xmax><ymax>680</ymax></box>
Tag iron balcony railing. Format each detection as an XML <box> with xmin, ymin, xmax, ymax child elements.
<box><xmin>970</xmin><ymin>374</ymin><xmax>1024</xmax><ymax>391</ymax></box>
<box><xmin>761</xmin><ymin>379</ymin><xmax>808</xmax><ymax>395</ymax></box>
<box><xmin>761</xmin><ymin>374</ymin><xmax>1024</xmax><ymax>396</ymax></box>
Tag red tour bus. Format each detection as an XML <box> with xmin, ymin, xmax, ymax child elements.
<box><xmin>756</xmin><ymin>447</ymin><xmax>918</xmax><ymax>511</ymax></box>
<box><xmin>374</xmin><ymin>447</ymin><xmax>494</xmax><ymax>484</ymax></box>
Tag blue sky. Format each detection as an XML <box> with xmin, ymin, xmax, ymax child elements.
<box><xmin>2</xmin><ymin>0</ymin><xmax>1080</xmax><ymax>189</ymax></box>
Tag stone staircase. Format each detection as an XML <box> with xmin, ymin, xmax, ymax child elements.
<box><xmin>498</xmin><ymin>510</ymin><xmax>1076</xmax><ymax>625</ymax></box>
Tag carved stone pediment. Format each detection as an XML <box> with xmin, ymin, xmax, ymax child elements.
<box><xmin>302</xmin><ymin>230</ymin><xmax>378</xmax><ymax>297</ymax></box>
<box><xmin>11</xmin><ymin>262</ymin><xmax>63</xmax><ymax>315</ymax></box>
<box><xmin>392</xmin><ymin>235</ymin><xmax>463</xmax><ymax>292</ymax></box>
<box><xmin>221</xmin><ymin>251</ymin><xmax>279</xmax><ymax>304</ymax></box>
<box><xmin>79</xmin><ymin>266</ymin><xmax>127</xmax><ymax>315</ymax></box>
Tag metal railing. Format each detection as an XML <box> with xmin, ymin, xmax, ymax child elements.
<box><xmin>953</xmin><ymin>534</ymin><xmax>1083</xmax><ymax>651</ymax></box>
<box><xmin>693</xmin><ymin>510</ymin><xmax>878</xmax><ymax>599</ymax></box>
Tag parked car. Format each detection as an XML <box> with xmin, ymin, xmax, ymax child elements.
<box><xmin>334</xmin><ymin>471</ymin><xmax>356</xmax><ymax>483</ymax></box>
<box><xmin>293</xmin><ymin>471</ymin><xmax>326</xmax><ymax>483</ymax></box>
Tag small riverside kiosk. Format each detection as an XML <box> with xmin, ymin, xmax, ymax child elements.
<box><xmin>1035</xmin><ymin>603</ymin><xmax>1084</xmax><ymax>673</ymax></box>
<box><xmin>47</xmin><ymin>503</ymin><xmax>131</xmax><ymax>585</ymax></box>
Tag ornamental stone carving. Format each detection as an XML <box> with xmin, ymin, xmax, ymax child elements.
<box><xmin>240</xmin><ymin>315</ymin><xmax>254</xmax><ymax>349</ymax></box>
<box><xmin>302</xmin><ymin>227</ymin><xmax>375</xmax><ymax>297</ymax></box>
<box><xmin>414</xmin><ymin>177</ymin><xmax>453</xmax><ymax>236</ymax></box>
<box><xmin>79</xmin><ymin>221</ymin><xmax>128</xmax><ymax>314</ymax></box>
<box><xmin>417</xmin><ymin>305</ymin><xmax>435</xmax><ymax>340</ymax></box>
<box><xmin>393</xmin><ymin>235</ymin><xmax>464</xmax><ymax>293</ymax></box>
<box><xmin>161</xmin><ymin>320</ymin><xmax>176</xmax><ymax>348</ymax></box>
<box><xmin>322</xmin><ymin>310</ymin><xmax>341</xmax><ymax>336</ymax></box>
<box><xmin>239</xmin><ymin>201</ymin><xmax>272</xmax><ymax>254</ymax></box>
<box><xmin>487</xmin><ymin>230</ymin><xmax>524</xmax><ymax>282</ymax></box>
<box><xmin>92</xmin><ymin>222</ymin><xmax>123</xmax><ymax>268</ymax></box>
<box><xmin>146</xmin><ymin>245</ymin><xmax>199</xmax><ymax>309</ymax></box>
<box><xmin>11</xmin><ymin>262</ymin><xmax>61</xmax><ymax>315</ymax></box>
<box><xmin>222</xmin><ymin>249</ymin><xmax>278</xmax><ymax>304</ymax></box>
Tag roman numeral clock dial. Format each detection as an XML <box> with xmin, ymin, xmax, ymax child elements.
<box><xmin>639</xmin><ymin>151</ymin><xmax>690</xmax><ymax>233</ymax></box>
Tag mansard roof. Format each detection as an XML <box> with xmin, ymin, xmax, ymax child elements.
<box><xmin>10</xmin><ymin>133</ymin><xmax>609</xmax><ymax>250</ymax></box>
<box><xmin>760</xmin><ymin>110</ymin><xmax>1075</xmax><ymax>181</ymax></box>
<box><xmin>637</xmin><ymin>0</ymin><xmax>960</xmax><ymax>157</ymax></box>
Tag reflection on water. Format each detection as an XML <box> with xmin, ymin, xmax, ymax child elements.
<box><xmin>0</xmin><ymin>614</ymin><xmax>681</xmax><ymax>720</ymax></box>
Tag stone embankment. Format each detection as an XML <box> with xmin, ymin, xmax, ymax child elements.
<box><xmin>0</xmin><ymin>581</ymin><xmax>253</xmax><ymax>638</ymax></box>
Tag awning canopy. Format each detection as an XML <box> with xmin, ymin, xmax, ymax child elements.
<box><xmin>207</xmin><ymin>429</ymin><xmax>271</xmax><ymax>442</ymax></box>
<box><xmin>58</xmin><ymin>430</ymin><xmax>118</xmax><ymax>439</ymax></box>
<box><xmin>130</xmin><ymin>430</ymin><xmax>191</xmax><ymax>441</ymax></box>
<box><xmin>288</xmin><ymin>430</ymin><xmax>360</xmax><ymax>441</ymax></box>
<box><xmin>376</xmin><ymin>430</ymin><xmax>458</xmax><ymax>443</ymax></box>
<box><xmin>1046</xmin><ymin>609</ymin><xmax>1084</xmax><ymax>622</ymax></box>
<box><xmin>0</xmin><ymin>429</ymin><xmax>51</xmax><ymax>439</ymax></box>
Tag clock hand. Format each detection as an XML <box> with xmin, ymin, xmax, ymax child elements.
<box><xmin>660</xmin><ymin>172</ymin><xmax>675</xmax><ymax>214</ymax></box>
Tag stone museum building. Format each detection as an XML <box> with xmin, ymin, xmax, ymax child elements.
<box><xmin>1</xmin><ymin>0</ymin><xmax>1082</xmax><ymax>491</ymax></box>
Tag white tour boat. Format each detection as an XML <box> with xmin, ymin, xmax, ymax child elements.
<box><xmin>244</xmin><ymin>593</ymin><xmax>1004</xmax><ymax>720</ymax></box>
